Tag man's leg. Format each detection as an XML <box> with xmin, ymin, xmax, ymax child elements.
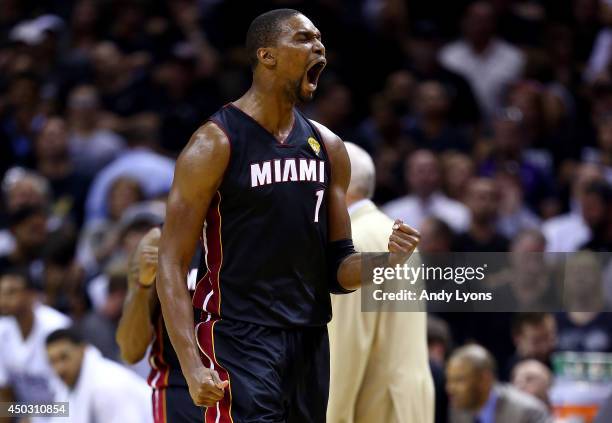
<box><xmin>160</xmin><ymin>386</ymin><xmax>206</xmax><ymax>423</ymax></box>
<box><xmin>288</xmin><ymin>327</ymin><xmax>330</xmax><ymax>423</ymax></box>
<box><xmin>196</xmin><ymin>318</ymin><xmax>288</xmax><ymax>423</ymax></box>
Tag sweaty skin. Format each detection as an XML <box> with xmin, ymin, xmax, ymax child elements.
<box><xmin>157</xmin><ymin>13</ymin><xmax>419</xmax><ymax>408</ymax></box>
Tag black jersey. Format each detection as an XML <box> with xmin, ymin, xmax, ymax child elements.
<box><xmin>192</xmin><ymin>104</ymin><xmax>332</xmax><ymax>327</ymax></box>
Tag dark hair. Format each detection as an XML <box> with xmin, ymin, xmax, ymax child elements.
<box><xmin>7</xmin><ymin>205</ymin><xmax>47</xmax><ymax>227</ymax></box>
<box><xmin>584</xmin><ymin>180</ymin><xmax>612</xmax><ymax>203</ymax></box>
<box><xmin>511</xmin><ymin>312</ymin><xmax>551</xmax><ymax>335</ymax></box>
<box><xmin>46</xmin><ymin>328</ymin><xmax>84</xmax><ymax>346</ymax></box>
<box><xmin>0</xmin><ymin>266</ymin><xmax>35</xmax><ymax>290</ymax></box>
<box><xmin>245</xmin><ymin>9</ymin><xmax>301</xmax><ymax>69</ymax></box>
<box><xmin>43</xmin><ymin>229</ymin><xmax>77</xmax><ymax>266</ymax></box>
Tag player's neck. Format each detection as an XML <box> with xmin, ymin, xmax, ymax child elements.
<box><xmin>236</xmin><ymin>84</ymin><xmax>295</xmax><ymax>137</ymax></box>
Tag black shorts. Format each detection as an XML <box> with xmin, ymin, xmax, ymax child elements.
<box><xmin>196</xmin><ymin>317</ymin><xmax>329</xmax><ymax>423</ymax></box>
<box><xmin>153</xmin><ymin>385</ymin><xmax>204</xmax><ymax>423</ymax></box>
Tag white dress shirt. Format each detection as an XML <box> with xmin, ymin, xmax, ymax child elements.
<box><xmin>382</xmin><ymin>192</ymin><xmax>470</xmax><ymax>233</ymax></box>
<box><xmin>440</xmin><ymin>38</ymin><xmax>525</xmax><ymax>118</ymax></box>
<box><xmin>54</xmin><ymin>346</ymin><xmax>153</xmax><ymax>423</ymax></box>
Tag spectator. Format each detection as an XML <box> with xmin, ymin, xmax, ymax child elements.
<box><xmin>76</xmin><ymin>271</ymin><xmax>127</xmax><ymax>362</ymax></box>
<box><xmin>46</xmin><ymin>328</ymin><xmax>152</xmax><ymax>423</ymax></box>
<box><xmin>91</xmin><ymin>41</ymin><xmax>152</xmax><ymax>117</ymax></box>
<box><xmin>419</xmin><ymin>216</ymin><xmax>454</xmax><ymax>254</ymax></box>
<box><xmin>557</xmin><ymin>252</ymin><xmax>612</xmax><ymax>353</ymax></box>
<box><xmin>0</xmin><ymin>205</ymin><xmax>48</xmax><ymax>288</ymax></box>
<box><xmin>506</xmin><ymin>313</ymin><xmax>557</xmax><ymax>381</ymax></box>
<box><xmin>83</xmin><ymin>148</ymin><xmax>174</xmax><ymax>224</ymax></box>
<box><xmin>452</xmin><ymin>177</ymin><xmax>509</xmax><ymax>252</ymax></box>
<box><xmin>428</xmin><ymin>314</ymin><xmax>452</xmax><ymax>367</ymax></box>
<box><xmin>406</xmin><ymin>80</ymin><xmax>471</xmax><ymax>153</ymax></box>
<box><xmin>0</xmin><ymin>167</ymin><xmax>51</xmax><ymax>257</ymax></box>
<box><xmin>579</xmin><ymin>180</ymin><xmax>612</xmax><ymax>252</ymax></box>
<box><xmin>151</xmin><ymin>47</ymin><xmax>220</xmax><ymax>154</ymax></box>
<box><xmin>0</xmin><ymin>268</ymin><xmax>70</xmax><ymax>406</ymax></box>
<box><xmin>511</xmin><ymin>359</ymin><xmax>553</xmax><ymax>411</ymax></box>
<box><xmin>0</xmin><ymin>72</ymin><xmax>44</xmax><ymax>175</ymax></box>
<box><xmin>428</xmin><ymin>315</ymin><xmax>452</xmax><ymax>423</ymax></box>
<box><xmin>41</xmin><ymin>229</ymin><xmax>83</xmax><ymax>317</ymax></box>
<box><xmin>441</xmin><ymin>152</ymin><xmax>475</xmax><ymax>203</ymax></box>
<box><xmin>478</xmin><ymin>107</ymin><xmax>556</xmax><ymax>215</ymax></box>
<box><xmin>305</xmin><ymin>77</ymin><xmax>353</xmax><ymax>139</ymax></box>
<box><xmin>34</xmin><ymin>117</ymin><xmax>91</xmax><ymax>227</ymax></box>
<box><xmin>67</xmin><ymin>85</ymin><xmax>126</xmax><ymax>176</ymax></box>
<box><xmin>583</xmin><ymin>113</ymin><xmax>612</xmax><ymax>182</ymax></box>
<box><xmin>494</xmin><ymin>170</ymin><xmax>541</xmax><ymax>239</ymax></box>
<box><xmin>542</xmin><ymin>162</ymin><xmax>603</xmax><ymax>251</ymax></box>
<box><xmin>495</xmin><ymin>230</ymin><xmax>556</xmax><ymax>305</ymax></box>
<box><xmin>383</xmin><ymin>149</ymin><xmax>470</xmax><ymax>233</ymax></box>
<box><xmin>404</xmin><ymin>20</ymin><xmax>481</xmax><ymax>127</ymax></box>
<box><xmin>439</xmin><ymin>1</ymin><xmax>526</xmax><ymax>119</ymax></box>
<box><xmin>446</xmin><ymin>344</ymin><xmax>550</xmax><ymax>423</ymax></box>
<box><xmin>77</xmin><ymin>176</ymin><xmax>144</xmax><ymax>276</ymax></box>
<box><xmin>86</xmin><ymin>201</ymin><xmax>164</xmax><ymax>313</ymax></box>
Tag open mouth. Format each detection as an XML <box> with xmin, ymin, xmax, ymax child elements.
<box><xmin>305</xmin><ymin>58</ymin><xmax>326</xmax><ymax>90</ymax></box>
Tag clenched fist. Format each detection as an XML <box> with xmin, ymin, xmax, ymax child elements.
<box><xmin>388</xmin><ymin>219</ymin><xmax>420</xmax><ymax>254</ymax></box>
<box><xmin>137</xmin><ymin>227</ymin><xmax>161</xmax><ymax>287</ymax></box>
<box><xmin>187</xmin><ymin>366</ymin><xmax>229</xmax><ymax>407</ymax></box>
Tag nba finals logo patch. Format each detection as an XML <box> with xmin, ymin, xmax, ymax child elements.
<box><xmin>308</xmin><ymin>137</ymin><xmax>321</xmax><ymax>156</ymax></box>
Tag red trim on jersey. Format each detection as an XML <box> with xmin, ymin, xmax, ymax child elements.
<box><xmin>193</xmin><ymin>191</ymin><xmax>223</xmax><ymax>316</ymax></box>
<box><xmin>152</xmin><ymin>388</ymin><xmax>167</xmax><ymax>423</ymax></box>
<box><xmin>196</xmin><ymin>318</ymin><xmax>234</xmax><ymax>423</ymax></box>
<box><xmin>147</xmin><ymin>314</ymin><xmax>170</xmax><ymax>390</ymax></box>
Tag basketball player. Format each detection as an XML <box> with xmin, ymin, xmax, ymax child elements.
<box><xmin>117</xmin><ymin>227</ymin><xmax>204</xmax><ymax>422</ymax></box>
<box><xmin>157</xmin><ymin>9</ymin><xmax>420</xmax><ymax>422</ymax></box>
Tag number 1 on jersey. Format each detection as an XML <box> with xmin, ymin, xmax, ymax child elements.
<box><xmin>314</xmin><ymin>189</ymin><xmax>324</xmax><ymax>223</ymax></box>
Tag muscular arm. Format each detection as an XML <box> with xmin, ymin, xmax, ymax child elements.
<box><xmin>157</xmin><ymin>122</ymin><xmax>230</xmax><ymax>406</ymax></box>
<box><xmin>116</xmin><ymin>227</ymin><xmax>160</xmax><ymax>364</ymax></box>
<box><xmin>312</xmin><ymin>121</ymin><xmax>420</xmax><ymax>291</ymax></box>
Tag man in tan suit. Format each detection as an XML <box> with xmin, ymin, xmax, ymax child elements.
<box><xmin>327</xmin><ymin>142</ymin><xmax>434</xmax><ymax>423</ymax></box>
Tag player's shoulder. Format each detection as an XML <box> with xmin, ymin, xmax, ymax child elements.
<box><xmin>177</xmin><ymin>120</ymin><xmax>231</xmax><ymax>172</ymax></box>
<box><xmin>190</xmin><ymin>120</ymin><xmax>231</xmax><ymax>151</ymax></box>
<box><xmin>308</xmin><ymin>119</ymin><xmax>346</xmax><ymax>160</ymax></box>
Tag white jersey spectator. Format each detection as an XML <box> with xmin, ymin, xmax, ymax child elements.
<box><xmin>0</xmin><ymin>304</ymin><xmax>70</xmax><ymax>402</ymax></box>
<box><xmin>46</xmin><ymin>330</ymin><xmax>152</xmax><ymax>423</ymax></box>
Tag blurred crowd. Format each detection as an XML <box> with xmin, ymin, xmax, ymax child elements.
<box><xmin>1</xmin><ymin>0</ymin><xmax>612</xmax><ymax>422</ymax></box>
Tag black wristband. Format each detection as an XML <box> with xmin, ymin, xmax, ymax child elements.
<box><xmin>327</xmin><ymin>238</ymin><xmax>357</xmax><ymax>294</ymax></box>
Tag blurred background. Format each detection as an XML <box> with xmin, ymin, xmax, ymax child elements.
<box><xmin>0</xmin><ymin>0</ymin><xmax>611</xmax><ymax>422</ymax></box>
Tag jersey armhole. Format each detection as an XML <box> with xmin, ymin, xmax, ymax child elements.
<box><xmin>205</xmin><ymin>118</ymin><xmax>233</xmax><ymax>182</ymax></box>
<box><xmin>305</xmin><ymin>118</ymin><xmax>333</xmax><ymax>182</ymax></box>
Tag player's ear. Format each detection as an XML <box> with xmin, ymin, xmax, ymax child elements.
<box><xmin>257</xmin><ymin>47</ymin><xmax>277</xmax><ymax>67</ymax></box>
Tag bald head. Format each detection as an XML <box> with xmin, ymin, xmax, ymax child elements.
<box><xmin>511</xmin><ymin>359</ymin><xmax>552</xmax><ymax>406</ymax></box>
<box><xmin>449</xmin><ymin>344</ymin><xmax>497</xmax><ymax>374</ymax></box>
<box><xmin>446</xmin><ymin>344</ymin><xmax>496</xmax><ymax>411</ymax></box>
<box><xmin>345</xmin><ymin>142</ymin><xmax>376</xmax><ymax>202</ymax></box>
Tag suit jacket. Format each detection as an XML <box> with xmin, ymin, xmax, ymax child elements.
<box><xmin>327</xmin><ymin>200</ymin><xmax>434</xmax><ymax>423</ymax></box>
<box><xmin>450</xmin><ymin>384</ymin><xmax>551</xmax><ymax>423</ymax></box>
